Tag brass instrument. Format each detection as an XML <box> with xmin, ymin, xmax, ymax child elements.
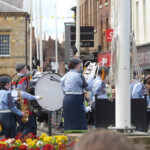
<box><xmin>16</xmin><ymin>89</ymin><xmax>29</xmax><ymax>123</ymax></box>
<box><xmin>83</xmin><ymin>61</ymin><xmax>97</xmax><ymax>80</ymax></box>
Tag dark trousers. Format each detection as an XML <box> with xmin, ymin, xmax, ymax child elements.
<box><xmin>16</xmin><ymin>114</ymin><xmax>37</xmax><ymax>136</ymax></box>
<box><xmin>14</xmin><ymin>102</ymin><xmax>37</xmax><ymax>136</ymax></box>
<box><xmin>91</xmin><ymin>102</ymin><xmax>96</xmax><ymax>124</ymax></box>
<box><xmin>63</xmin><ymin>94</ymin><xmax>87</xmax><ymax>130</ymax></box>
<box><xmin>0</xmin><ymin>112</ymin><xmax>16</xmax><ymax>138</ymax></box>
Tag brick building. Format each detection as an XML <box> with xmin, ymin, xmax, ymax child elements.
<box><xmin>80</xmin><ymin>0</ymin><xmax>100</xmax><ymax>56</ymax></box>
<box><xmin>0</xmin><ymin>12</ymin><xmax>30</xmax><ymax>77</ymax></box>
<box><xmin>42</xmin><ymin>36</ymin><xmax>65</xmax><ymax>75</ymax></box>
<box><xmin>79</xmin><ymin>0</ymin><xmax>111</xmax><ymax>59</ymax></box>
<box><xmin>99</xmin><ymin>0</ymin><xmax>111</xmax><ymax>52</ymax></box>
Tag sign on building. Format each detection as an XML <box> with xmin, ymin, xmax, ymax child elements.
<box><xmin>106</xmin><ymin>29</ymin><xmax>114</xmax><ymax>42</ymax></box>
<box><xmin>64</xmin><ymin>23</ymin><xmax>74</xmax><ymax>63</ymax></box>
<box><xmin>70</xmin><ymin>26</ymin><xmax>94</xmax><ymax>47</ymax></box>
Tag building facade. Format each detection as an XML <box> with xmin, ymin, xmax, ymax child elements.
<box><xmin>132</xmin><ymin>0</ymin><xmax>150</xmax><ymax>45</ymax></box>
<box><xmin>99</xmin><ymin>0</ymin><xmax>111</xmax><ymax>52</ymax></box>
<box><xmin>132</xmin><ymin>0</ymin><xmax>150</xmax><ymax>73</ymax></box>
<box><xmin>80</xmin><ymin>0</ymin><xmax>100</xmax><ymax>56</ymax></box>
<box><xmin>0</xmin><ymin>12</ymin><xmax>30</xmax><ymax>77</ymax></box>
<box><xmin>42</xmin><ymin>36</ymin><xmax>65</xmax><ymax>75</ymax></box>
<box><xmin>79</xmin><ymin>0</ymin><xmax>112</xmax><ymax>63</ymax></box>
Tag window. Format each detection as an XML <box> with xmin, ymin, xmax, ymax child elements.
<box><xmin>0</xmin><ymin>34</ymin><xmax>10</xmax><ymax>56</ymax></box>
<box><xmin>105</xmin><ymin>0</ymin><xmax>108</xmax><ymax>6</ymax></box>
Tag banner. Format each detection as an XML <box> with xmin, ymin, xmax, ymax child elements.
<box><xmin>106</xmin><ymin>29</ymin><xmax>114</xmax><ymax>42</ymax></box>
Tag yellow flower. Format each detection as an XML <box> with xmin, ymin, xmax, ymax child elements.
<box><xmin>0</xmin><ymin>141</ymin><xmax>7</xmax><ymax>145</ymax></box>
<box><xmin>40</xmin><ymin>133</ymin><xmax>47</xmax><ymax>139</ymax></box>
<box><xmin>16</xmin><ymin>140</ymin><xmax>22</xmax><ymax>143</ymax></box>
<box><xmin>58</xmin><ymin>142</ymin><xmax>63</xmax><ymax>146</ymax></box>
<box><xmin>43</xmin><ymin>136</ymin><xmax>53</xmax><ymax>144</ymax></box>
<box><xmin>27</xmin><ymin>141</ymin><xmax>36</xmax><ymax>147</ymax></box>
<box><xmin>33</xmin><ymin>139</ymin><xmax>38</xmax><ymax>143</ymax></box>
<box><xmin>26</xmin><ymin>139</ymin><xmax>32</xmax><ymax>143</ymax></box>
<box><xmin>61</xmin><ymin>136</ymin><xmax>68</xmax><ymax>142</ymax></box>
<box><xmin>56</xmin><ymin>138</ymin><xmax>61</xmax><ymax>144</ymax></box>
<box><xmin>54</xmin><ymin>135</ymin><xmax>59</xmax><ymax>139</ymax></box>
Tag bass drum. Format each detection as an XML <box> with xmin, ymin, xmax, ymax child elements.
<box><xmin>29</xmin><ymin>73</ymin><xmax>45</xmax><ymax>109</ymax></box>
<box><xmin>34</xmin><ymin>73</ymin><xmax>64</xmax><ymax>111</ymax></box>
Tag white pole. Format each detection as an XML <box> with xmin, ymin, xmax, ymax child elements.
<box><xmin>35</xmin><ymin>0</ymin><xmax>39</xmax><ymax>60</ymax></box>
<box><xmin>29</xmin><ymin>0</ymin><xmax>33</xmax><ymax>71</ymax></box>
<box><xmin>115</xmin><ymin>0</ymin><xmax>131</xmax><ymax>129</ymax></box>
<box><xmin>39</xmin><ymin>0</ymin><xmax>43</xmax><ymax>72</ymax></box>
<box><xmin>76</xmin><ymin>0</ymin><xmax>80</xmax><ymax>57</ymax></box>
<box><xmin>55</xmin><ymin>0</ymin><xmax>58</xmax><ymax>73</ymax></box>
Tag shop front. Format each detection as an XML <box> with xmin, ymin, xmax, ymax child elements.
<box><xmin>137</xmin><ymin>43</ymin><xmax>150</xmax><ymax>75</ymax></box>
<box><xmin>97</xmin><ymin>51</ymin><xmax>111</xmax><ymax>67</ymax></box>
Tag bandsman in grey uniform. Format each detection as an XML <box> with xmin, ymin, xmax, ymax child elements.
<box><xmin>91</xmin><ymin>66</ymin><xmax>109</xmax><ymax>115</ymax></box>
<box><xmin>0</xmin><ymin>76</ymin><xmax>25</xmax><ymax>138</ymax></box>
<box><xmin>11</xmin><ymin>62</ymin><xmax>42</xmax><ymax>136</ymax></box>
<box><xmin>61</xmin><ymin>57</ymin><xmax>95</xmax><ymax>131</ymax></box>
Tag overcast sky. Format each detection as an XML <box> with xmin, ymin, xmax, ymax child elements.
<box><xmin>33</xmin><ymin>0</ymin><xmax>76</xmax><ymax>42</ymax></box>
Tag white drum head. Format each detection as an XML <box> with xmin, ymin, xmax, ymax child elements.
<box><xmin>35</xmin><ymin>73</ymin><xmax>64</xmax><ymax>111</ymax></box>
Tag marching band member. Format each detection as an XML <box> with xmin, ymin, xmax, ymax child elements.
<box><xmin>61</xmin><ymin>57</ymin><xmax>95</xmax><ymax>131</ymax></box>
<box><xmin>91</xmin><ymin>66</ymin><xmax>109</xmax><ymax>115</ymax></box>
<box><xmin>130</xmin><ymin>71</ymin><xmax>146</xmax><ymax>99</ymax></box>
<box><xmin>11</xmin><ymin>62</ymin><xmax>42</xmax><ymax>136</ymax></box>
<box><xmin>0</xmin><ymin>76</ymin><xmax>25</xmax><ymax>138</ymax></box>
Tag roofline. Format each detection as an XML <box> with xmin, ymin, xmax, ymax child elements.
<box><xmin>0</xmin><ymin>12</ymin><xmax>29</xmax><ymax>17</ymax></box>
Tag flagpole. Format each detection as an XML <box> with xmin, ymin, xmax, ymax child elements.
<box><xmin>35</xmin><ymin>0</ymin><xmax>39</xmax><ymax>60</ymax></box>
<box><xmin>29</xmin><ymin>0</ymin><xmax>33</xmax><ymax>71</ymax></box>
<box><xmin>55</xmin><ymin>0</ymin><xmax>58</xmax><ymax>73</ymax></box>
<box><xmin>76</xmin><ymin>0</ymin><xmax>80</xmax><ymax>57</ymax></box>
<box><xmin>115</xmin><ymin>0</ymin><xmax>131</xmax><ymax>129</ymax></box>
<box><xmin>39</xmin><ymin>0</ymin><xmax>43</xmax><ymax>72</ymax></box>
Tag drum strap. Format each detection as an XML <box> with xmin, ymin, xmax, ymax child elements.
<box><xmin>12</xmin><ymin>76</ymin><xmax>29</xmax><ymax>89</ymax></box>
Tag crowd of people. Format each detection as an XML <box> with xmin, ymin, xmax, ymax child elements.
<box><xmin>61</xmin><ymin>57</ymin><xmax>150</xmax><ymax>132</ymax></box>
<box><xmin>1</xmin><ymin>57</ymin><xmax>150</xmax><ymax>139</ymax></box>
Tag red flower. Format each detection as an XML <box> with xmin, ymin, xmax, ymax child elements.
<box><xmin>43</xmin><ymin>144</ymin><xmax>56</xmax><ymax>150</ymax></box>
<box><xmin>18</xmin><ymin>145</ymin><xmax>28</xmax><ymax>150</ymax></box>
<box><xmin>5</xmin><ymin>147</ymin><xmax>15</xmax><ymax>150</ymax></box>
<box><xmin>0</xmin><ymin>144</ymin><xmax>6</xmax><ymax>150</ymax></box>
<box><xmin>1</xmin><ymin>138</ymin><xmax>7</xmax><ymax>142</ymax></box>
<box><xmin>59</xmin><ymin>144</ymin><xmax>67</xmax><ymax>150</ymax></box>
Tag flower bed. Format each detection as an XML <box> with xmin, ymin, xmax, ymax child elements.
<box><xmin>0</xmin><ymin>133</ymin><xmax>76</xmax><ymax>150</ymax></box>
